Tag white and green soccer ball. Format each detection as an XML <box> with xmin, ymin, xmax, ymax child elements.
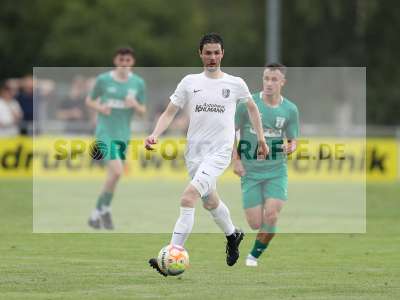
<box><xmin>157</xmin><ymin>244</ymin><xmax>189</xmax><ymax>276</ymax></box>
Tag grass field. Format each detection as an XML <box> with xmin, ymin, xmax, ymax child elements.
<box><xmin>32</xmin><ymin>179</ymin><xmax>365</xmax><ymax>233</ymax></box>
<box><xmin>1</xmin><ymin>179</ymin><xmax>399</xmax><ymax>299</ymax></box>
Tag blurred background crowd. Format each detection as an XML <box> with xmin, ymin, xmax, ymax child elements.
<box><xmin>0</xmin><ymin>73</ymin><xmax>190</xmax><ymax>137</ymax></box>
<box><xmin>0</xmin><ymin>0</ymin><xmax>399</xmax><ymax>137</ymax></box>
<box><xmin>0</xmin><ymin>76</ymin><xmax>35</xmax><ymax>137</ymax></box>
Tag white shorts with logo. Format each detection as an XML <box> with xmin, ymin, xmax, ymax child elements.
<box><xmin>186</xmin><ymin>154</ymin><xmax>231</xmax><ymax>198</ymax></box>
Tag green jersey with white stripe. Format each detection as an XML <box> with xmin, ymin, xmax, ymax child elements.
<box><xmin>89</xmin><ymin>71</ymin><xmax>146</xmax><ymax>143</ymax></box>
<box><xmin>235</xmin><ymin>91</ymin><xmax>299</xmax><ymax>177</ymax></box>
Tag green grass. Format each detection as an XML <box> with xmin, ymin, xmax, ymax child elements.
<box><xmin>0</xmin><ymin>180</ymin><xmax>399</xmax><ymax>299</ymax></box>
<box><xmin>32</xmin><ymin>179</ymin><xmax>366</xmax><ymax>233</ymax></box>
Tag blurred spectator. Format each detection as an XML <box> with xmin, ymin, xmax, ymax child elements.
<box><xmin>56</xmin><ymin>76</ymin><xmax>89</xmax><ymax>134</ymax></box>
<box><xmin>16</xmin><ymin>75</ymin><xmax>34</xmax><ymax>135</ymax></box>
<box><xmin>0</xmin><ymin>80</ymin><xmax>23</xmax><ymax>137</ymax></box>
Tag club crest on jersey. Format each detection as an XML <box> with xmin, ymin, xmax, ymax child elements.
<box><xmin>275</xmin><ymin>116</ymin><xmax>286</xmax><ymax>128</ymax></box>
<box><xmin>222</xmin><ymin>89</ymin><xmax>230</xmax><ymax>98</ymax></box>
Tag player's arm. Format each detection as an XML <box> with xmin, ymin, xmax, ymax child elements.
<box><xmin>232</xmin><ymin>130</ymin><xmax>246</xmax><ymax>177</ymax></box>
<box><xmin>125</xmin><ymin>96</ymin><xmax>146</xmax><ymax>116</ymax></box>
<box><xmin>85</xmin><ymin>96</ymin><xmax>111</xmax><ymax>116</ymax></box>
<box><xmin>232</xmin><ymin>102</ymin><xmax>246</xmax><ymax>176</ymax></box>
<box><xmin>245</xmin><ymin>98</ymin><xmax>269</xmax><ymax>157</ymax></box>
<box><xmin>283</xmin><ymin>105</ymin><xmax>300</xmax><ymax>154</ymax></box>
<box><xmin>85</xmin><ymin>77</ymin><xmax>111</xmax><ymax>115</ymax></box>
<box><xmin>282</xmin><ymin>139</ymin><xmax>297</xmax><ymax>154</ymax></box>
<box><xmin>144</xmin><ymin>101</ymin><xmax>180</xmax><ymax>150</ymax></box>
<box><xmin>125</xmin><ymin>83</ymin><xmax>147</xmax><ymax>116</ymax></box>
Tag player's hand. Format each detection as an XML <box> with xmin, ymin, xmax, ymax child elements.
<box><xmin>233</xmin><ymin>159</ymin><xmax>246</xmax><ymax>177</ymax></box>
<box><xmin>144</xmin><ymin>134</ymin><xmax>158</xmax><ymax>150</ymax></box>
<box><xmin>98</xmin><ymin>104</ymin><xmax>111</xmax><ymax>116</ymax></box>
<box><xmin>257</xmin><ymin>139</ymin><xmax>269</xmax><ymax>159</ymax></box>
<box><xmin>282</xmin><ymin>141</ymin><xmax>297</xmax><ymax>154</ymax></box>
<box><xmin>125</xmin><ymin>96</ymin><xmax>140</xmax><ymax>109</ymax></box>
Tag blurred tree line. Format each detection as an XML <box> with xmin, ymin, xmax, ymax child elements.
<box><xmin>0</xmin><ymin>0</ymin><xmax>398</xmax><ymax>125</ymax></box>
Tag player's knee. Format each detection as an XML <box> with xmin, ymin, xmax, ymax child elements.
<box><xmin>202</xmin><ymin>201</ymin><xmax>217</xmax><ymax>210</ymax></box>
<box><xmin>180</xmin><ymin>195</ymin><xmax>196</xmax><ymax>208</ymax></box>
<box><xmin>202</xmin><ymin>196</ymin><xmax>218</xmax><ymax>210</ymax></box>
<box><xmin>180</xmin><ymin>188</ymin><xmax>198</xmax><ymax>208</ymax></box>
<box><xmin>113</xmin><ymin>167</ymin><xmax>123</xmax><ymax>178</ymax></box>
<box><xmin>248</xmin><ymin>219</ymin><xmax>262</xmax><ymax>230</ymax></box>
<box><xmin>264</xmin><ymin>210</ymin><xmax>279</xmax><ymax>225</ymax></box>
<box><xmin>250</xmin><ymin>223</ymin><xmax>261</xmax><ymax>230</ymax></box>
<box><xmin>202</xmin><ymin>201</ymin><xmax>211</xmax><ymax>210</ymax></box>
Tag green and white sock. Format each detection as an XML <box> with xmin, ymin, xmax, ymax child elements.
<box><xmin>101</xmin><ymin>205</ymin><xmax>112</xmax><ymax>214</ymax></box>
<box><xmin>250</xmin><ymin>239</ymin><xmax>269</xmax><ymax>259</ymax></box>
<box><xmin>96</xmin><ymin>192</ymin><xmax>113</xmax><ymax>212</ymax></box>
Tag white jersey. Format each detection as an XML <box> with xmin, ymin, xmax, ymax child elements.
<box><xmin>170</xmin><ymin>72</ymin><xmax>251</xmax><ymax>162</ymax></box>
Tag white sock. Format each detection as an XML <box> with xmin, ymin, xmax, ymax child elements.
<box><xmin>100</xmin><ymin>205</ymin><xmax>111</xmax><ymax>215</ymax></box>
<box><xmin>247</xmin><ymin>254</ymin><xmax>257</xmax><ymax>260</ymax></box>
<box><xmin>209</xmin><ymin>201</ymin><xmax>235</xmax><ymax>236</ymax></box>
<box><xmin>170</xmin><ymin>207</ymin><xmax>195</xmax><ymax>246</ymax></box>
<box><xmin>90</xmin><ymin>209</ymin><xmax>101</xmax><ymax>221</ymax></box>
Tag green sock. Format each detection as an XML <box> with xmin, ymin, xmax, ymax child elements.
<box><xmin>102</xmin><ymin>192</ymin><xmax>113</xmax><ymax>207</ymax></box>
<box><xmin>261</xmin><ymin>223</ymin><xmax>277</xmax><ymax>233</ymax></box>
<box><xmin>250</xmin><ymin>239</ymin><xmax>269</xmax><ymax>259</ymax></box>
<box><xmin>96</xmin><ymin>192</ymin><xmax>113</xmax><ymax>210</ymax></box>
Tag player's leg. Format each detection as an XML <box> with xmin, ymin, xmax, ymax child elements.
<box><xmin>169</xmin><ymin>154</ymin><xmax>234</xmax><ymax>243</ymax></box>
<box><xmin>247</xmin><ymin>198</ymin><xmax>284</xmax><ymax>264</ymax></box>
<box><xmin>88</xmin><ymin>159</ymin><xmax>123</xmax><ymax>229</ymax></box>
<box><xmin>204</xmin><ymin>190</ymin><xmax>244</xmax><ymax>266</ymax></box>
<box><xmin>203</xmin><ymin>190</ymin><xmax>235</xmax><ymax>236</ymax></box>
<box><xmin>149</xmin><ymin>182</ymin><xmax>200</xmax><ymax>276</ymax></box>
<box><xmin>192</xmin><ymin>157</ymin><xmax>244</xmax><ymax>266</ymax></box>
<box><xmin>247</xmin><ymin>176</ymin><xmax>287</xmax><ymax>266</ymax></box>
<box><xmin>197</xmin><ymin>156</ymin><xmax>236</xmax><ymax>235</ymax></box>
<box><xmin>240</xmin><ymin>179</ymin><xmax>265</xmax><ymax>266</ymax></box>
<box><xmin>241</xmin><ymin>177</ymin><xmax>264</xmax><ymax>229</ymax></box>
<box><xmin>243</xmin><ymin>205</ymin><xmax>263</xmax><ymax>230</ymax></box>
<box><xmin>170</xmin><ymin>183</ymin><xmax>200</xmax><ymax>246</ymax></box>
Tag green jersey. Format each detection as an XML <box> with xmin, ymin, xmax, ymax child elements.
<box><xmin>235</xmin><ymin>91</ymin><xmax>299</xmax><ymax>177</ymax></box>
<box><xmin>89</xmin><ymin>71</ymin><xmax>146</xmax><ymax>143</ymax></box>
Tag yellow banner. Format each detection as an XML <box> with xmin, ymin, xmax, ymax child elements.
<box><xmin>287</xmin><ymin>138</ymin><xmax>398</xmax><ymax>182</ymax></box>
<box><xmin>0</xmin><ymin>136</ymin><xmax>398</xmax><ymax>181</ymax></box>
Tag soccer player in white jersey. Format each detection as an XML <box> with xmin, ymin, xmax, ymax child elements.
<box><xmin>145</xmin><ymin>33</ymin><xmax>268</xmax><ymax>276</ymax></box>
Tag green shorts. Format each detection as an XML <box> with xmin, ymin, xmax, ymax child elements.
<box><xmin>241</xmin><ymin>174</ymin><xmax>288</xmax><ymax>209</ymax></box>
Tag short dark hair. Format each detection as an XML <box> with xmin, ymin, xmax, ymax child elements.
<box><xmin>199</xmin><ymin>33</ymin><xmax>224</xmax><ymax>52</ymax></box>
<box><xmin>265</xmin><ymin>63</ymin><xmax>287</xmax><ymax>76</ymax></box>
<box><xmin>114</xmin><ymin>47</ymin><xmax>135</xmax><ymax>58</ymax></box>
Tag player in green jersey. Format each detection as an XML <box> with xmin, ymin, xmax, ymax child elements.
<box><xmin>233</xmin><ymin>63</ymin><xmax>299</xmax><ymax>266</ymax></box>
<box><xmin>86</xmin><ymin>47</ymin><xmax>147</xmax><ymax>230</ymax></box>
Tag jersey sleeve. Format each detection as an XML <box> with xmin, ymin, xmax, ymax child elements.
<box><xmin>136</xmin><ymin>78</ymin><xmax>147</xmax><ymax>104</ymax></box>
<box><xmin>235</xmin><ymin>102</ymin><xmax>247</xmax><ymax>130</ymax></box>
<box><xmin>286</xmin><ymin>104</ymin><xmax>300</xmax><ymax>139</ymax></box>
<box><xmin>89</xmin><ymin>76</ymin><xmax>103</xmax><ymax>100</ymax></box>
<box><xmin>170</xmin><ymin>76</ymin><xmax>189</xmax><ymax>108</ymax></box>
<box><xmin>236</xmin><ymin>78</ymin><xmax>252</xmax><ymax>104</ymax></box>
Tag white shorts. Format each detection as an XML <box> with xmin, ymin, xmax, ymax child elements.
<box><xmin>186</xmin><ymin>154</ymin><xmax>231</xmax><ymax>198</ymax></box>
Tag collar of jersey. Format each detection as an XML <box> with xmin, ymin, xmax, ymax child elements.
<box><xmin>202</xmin><ymin>71</ymin><xmax>226</xmax><ymax>80</ymax></box>
<box><xmin>110</xmin><ymin>70</ymin><xmax>133</xmax><ymax>82</ymax></box>
<box><xmin>259</xmin><ymin>92</ymin><xmax>283</xmax><ymax>108</ymax></box>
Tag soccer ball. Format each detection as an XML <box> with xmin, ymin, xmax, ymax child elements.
<box><xmin>157</xmin><ymin>244</ymin><xmax>189</xmax><ymax>276</ymax></box>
